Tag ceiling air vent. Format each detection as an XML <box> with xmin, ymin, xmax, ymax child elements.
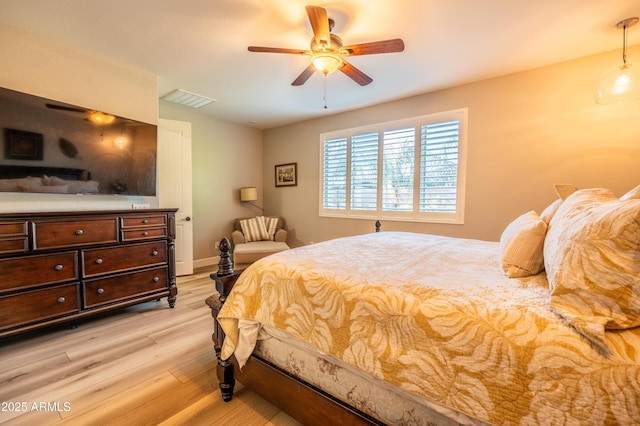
<box><xmin>160</xmin><ymin>89</ymin><xmax>216</xmax><ymax>108</ymax></box>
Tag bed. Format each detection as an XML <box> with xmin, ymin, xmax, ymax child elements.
<box><xmin>208</xmin><ymin>185</ymin><xmax>640</xmax><ymax>425</ymax></box>
<box><xmin>0</xmin><ymin>165</ymin><xmax>99</xmax><ymax>193</ymax></box>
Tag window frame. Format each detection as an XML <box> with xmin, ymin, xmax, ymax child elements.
<box><xmin>319</xmin><ymin>108</ymin><xmax>468</xmax><ymax>224</ymax></box>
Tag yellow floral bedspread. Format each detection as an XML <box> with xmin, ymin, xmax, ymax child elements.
<box><xmin>218</xmin><ymin>232</ymin><xmax>640</xmax><ymax>425</ymax></box>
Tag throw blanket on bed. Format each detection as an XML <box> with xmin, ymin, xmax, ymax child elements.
<box><xmin>217</xmin><ymin>232</ymin><xmax>640</xmax><ymax>425</ymax></box>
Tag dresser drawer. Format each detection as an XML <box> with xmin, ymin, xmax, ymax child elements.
<box><xmin>0</xmin><ymin>238</ymin><xmax>28</xmax><ymax>255</ymax></box>
<box><xmin>120</xmin><ymin>215</ymin><xmax>167</xmax><ymax>228</ymax></box>
<box><xmin>32</xmin><ymin>218</ymin><xmax>118</xmax><ymax>250</ymax></box>
<box><xmin>0</xmin><ymin>252</ymin><xmax>78</xmax><ymax>293</ymax></box>
<box><xmin>82</xmin><ymin>241</ymin><xmax>167</xmax><ymax>277</ymax></box>
<box><xmin>121</xmin><ymin>227</ymin><xmax>167</xmax><ymax>242</ymax></box>
<box><xmin>0</xmin><ymin>284</ymin><xmax>80</xmax><ymax>330</ymax></box>
<box><xmin>0</xmin><ymin>221</ymin><xmax>28</xmax><ymax>254</ymax></box>
<box><xmin>83</xmin><ymin>266</ymin><xmax>168</xmax><ymax>308</ymax></box>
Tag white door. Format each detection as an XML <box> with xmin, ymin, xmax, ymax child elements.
<box><xmin>158</xmin><ymin>118</ymin><xmax>193</xmax><ymax>276</ymax></box>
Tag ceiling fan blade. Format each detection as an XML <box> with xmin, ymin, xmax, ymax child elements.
<box><xmin>292</xmin><ymin>64</ymin><xmax>316</xmax><ymax>86</ymax></box>
<box><xmin>339</xmin><ymin>60</ymin><xmax>373</xmax><ymax>86</ymax></box>
<box><xmin>342</xmin><ymin>38</ymin><xmax>405</xmax><ymax>56</ymax></box>
<box><xmin>306</xmin><ymin>5</ymin><xmax>330</xmax><ymax>46</ymax></box>
<box><xmin>248</xmin><ymin>46</ymin><xmax>308</xmax><ymax>55</ymax></box>
<box><xmin>45</xmin><ymin>103</ymin><xmax>87</xmax><ymax>113</ymax></box>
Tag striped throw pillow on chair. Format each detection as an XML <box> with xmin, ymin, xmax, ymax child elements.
<box><xmin>240</xmin><ymin>216</ymin><xmax>269</xmax><ymax>242</ymax></box>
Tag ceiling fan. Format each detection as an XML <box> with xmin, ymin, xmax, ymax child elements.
<box><xmin>45</xmin><ymin>103</ymin><xmax>117</xmax><ymax>125</ymax></box>
<box><xmin>248</xmin><ymin>5</ymin><xmax>404</xmax><ymax>86</ymax></box>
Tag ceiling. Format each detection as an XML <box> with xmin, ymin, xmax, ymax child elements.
<box><xmin>0</xmin><ymin>0</ymin><xmax>639</xmax><ymax>129</ymax></box>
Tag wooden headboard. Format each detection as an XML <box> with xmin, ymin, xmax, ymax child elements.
<box><xmin>0</xmin><ymin>165</ymin><xmax>86</xmax><ymax>180</ymax></box>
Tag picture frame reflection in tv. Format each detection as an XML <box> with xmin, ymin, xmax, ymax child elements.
<box><xmin>5</xmin><ymin>129</ymin><xmax>44</xmax><ymax>161</ymax></box>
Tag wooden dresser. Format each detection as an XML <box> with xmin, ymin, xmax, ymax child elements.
<box><xmin>0</xmin><ymin>209</ymin><xmax>178</xmax><ymax>338</ymax></box>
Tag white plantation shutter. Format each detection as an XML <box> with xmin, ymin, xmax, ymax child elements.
<box><xmin>322</xmin><ymin>137</ymin><xmax>347</xmax><ymax>210</ymax></box>
<box><xmin>382</xmin><ymin>128</ymin><xmax>414</xmax><ymax>212</ymax></box>
<box><xmin>350</xmin><ymin>133</ymin><xmax>378</xmax><ymax>210</ymax></box>
<box><xmin>320</xmin><ymin>108</ymin><xmax>466</xmax><ymax>223</ymax></box>
<box><xmin>420</xmin><ymin>120</ymin><xmax>460</xmax><ymax>213</ymax></box>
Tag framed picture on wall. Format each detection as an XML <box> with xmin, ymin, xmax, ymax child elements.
<box><xmin>275</xmin><ymin>162</ymin><xmax>297</xmax><ymax>187</ymax></box>
<box><xmin>4</xmin><ymin>128</ymin><xmax>44</xmax><ymax>160</ymax></box>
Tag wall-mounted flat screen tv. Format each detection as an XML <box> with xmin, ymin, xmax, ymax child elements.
<box><xmin>0</xmin><ymin>86</ymin><xmax>157</xmax><ymax>196</ymax></box>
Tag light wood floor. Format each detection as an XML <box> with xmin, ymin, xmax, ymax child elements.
<box><xmin>0</xmin><ymin>268</ymin><xmax>301</xmax><ymax>426</ymax></box>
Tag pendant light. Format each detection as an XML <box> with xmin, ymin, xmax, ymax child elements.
<box><xmin>594</xmin><ymin>17</ymin><xmax>640</xmax><ymax>104</ymax></box>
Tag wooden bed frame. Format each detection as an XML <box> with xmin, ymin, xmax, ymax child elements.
<box><xmin>207</xmin><ymin>223</ymin><xmax>384</xmax><ymax>426</ymax></box>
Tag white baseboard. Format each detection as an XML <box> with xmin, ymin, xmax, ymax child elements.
<box><xmin>194</xmin><ymin>256</ymin><xmax>219</xmax><ymax>270</ymax></box>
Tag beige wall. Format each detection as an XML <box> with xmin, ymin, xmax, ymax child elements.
<box><xmin>263</xmin><ymin>45</ymin><xmax>640</xmax><ymax>246</ymax></box>
<box><xmin>159</xmin><ymin>103</ymin><xmax>263</xmax><ymax>265</ymax></box>
<box><xmin>0</xmin><ymin>23</ymin><xmax>158</xmax><ymax>212</ymax></box>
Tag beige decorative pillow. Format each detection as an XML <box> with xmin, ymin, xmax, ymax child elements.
<box><xmin>499</xmin><ymin>210</ymin><xmax>547</xmax><ymax>278</ymax></box>
<box><xmin>263</xmin><ymin>216</ymin><xmax>279</xmax><ymax>241</ymax></box>
<box><xmin>16</xmin><ymin>177</ymin><xmax>50</xmax><ymax>192</ymax></box>
<box><xmin>620</xmin><ymin>184</ymin><xmax>640</xmax><ymax>200</ymax></box>
<box><xmin>553</xmin><ymin>183</ymin><xmax>578</xmax><ymax>200</ymax></box>
<box><xmin>240</xmin><ymin>216</ymin><xmax>269</xmax><ymax>242</ymax></box>
<box><xmin>539</xmin><ymin>199</ymin><xmax>561</xmax><ymax>224</ymax></box>
<box><xmin>544</xmin><ymin>188</ymin><xmax>640</xmax><ymax>352</ymax></box>
<box><xmin>538</xmin><ymin>184</ymin><xmax>577</xmax><ymax>224</ymax></box>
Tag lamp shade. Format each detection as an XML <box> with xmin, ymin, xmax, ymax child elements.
<box><xmin>594</xmin><ymin>63</ymin><xmax>640</xmax><ymax>104</ymax></box>
<box><xmin>240</xmin><ymin>187</ymin><xmax>258</xmax><ymax>202</ymax></box>
<box><xmin>312</xmin><ymin>53</ymin><xmax>342</xmax><ymax>75</ymax></box>
<box><xmin>595</xmin><ymin>17</ymin><xmax>640</xmax><ymax>104</ymax></box>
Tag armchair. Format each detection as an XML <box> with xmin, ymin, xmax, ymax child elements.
<box><xmin>231</xmin><ymin>216</ymin><xmax>289</xmax><ymax>265</ymax></box>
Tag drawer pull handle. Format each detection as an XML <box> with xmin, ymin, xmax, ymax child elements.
<box><xmin>57</xmin><ymin>297</ymin><xmax>66</xmax><ymax>303</ymax></box>
<box><xmin>152</xmin><ymin>250</ymin><xmax>159</xmax><ymax>256</ymax></box>
<box><xmin>153</xmin><ymin>276</ymin><xmax>160</xmax><ymax>282</ymax></box>
<box><xmin>75</xmin><ymin>229</ymin><xmax>84</xmax><ymax>236</ymax></box>
<box><xmin>142</xmin><ymin>231</ymin><xmax>149</xmax><ymax>236</ymax></box>
<box><xmin>97</xmin><ymin>288</ymin><xmax>105</xmax><ymax>294</ymax></box>
<box><xmin>142</xmin><ymin>219</ymin><xmax>148</xmax><ymax>224</ymax></box>
<box><xmin>95</xmin><ymin>258</ymin><xmax>103</xmax><ymax>264</ymax></box>
<box><xmin>54</xmin><ymin>264</ymin><xmax>64</xmax><ymax>271</ymax></box>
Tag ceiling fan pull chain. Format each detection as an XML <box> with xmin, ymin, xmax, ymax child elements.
<box><xmin>323</xmin><ymin>74</ymin><xmax>328</xmax><ymax>109</ymax></box>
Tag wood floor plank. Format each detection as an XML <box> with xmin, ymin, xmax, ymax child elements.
<box><xmin>58</xmin><ymin>371</ymin><xmax>183</xmax><ymax>424</ymax></box>
<box><xmin>0</xmin><ymin>268</ymin><xmax>300</xmax><ymax>426</ymax></box>
<box><xmin>0</xmin><ymin>352</ymin><xmax>71</xmax><ymax>399</ymax></box>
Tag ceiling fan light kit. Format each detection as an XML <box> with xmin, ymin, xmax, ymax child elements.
<box><xmin>595</xmin><ymin>17</ymin><xmax>640</xmax><ymax>104</ymax></box>
<box><xmin>312</xmin><ymin>52</ymin><xmax>342</xmax><ymax>75</ymax></box>
<box><xmin>87</xmin><ymin>111</ymin><xmax>116</xmax><ymax>125</ymax></box>
<box><xmin>45</xmin><ymin>103</ymin><xmax>117</xmax><ymax>125</ymax></box>
<box><xmin>248</xmin><ymin>5</ymin><xmax>404</xmax><ymax>87</ymax></box>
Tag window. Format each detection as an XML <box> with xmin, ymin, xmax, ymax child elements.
<box><xmin>319</xmin><ymin>108</ymin><xmax>467</xmax><ymax>223</ymax></box>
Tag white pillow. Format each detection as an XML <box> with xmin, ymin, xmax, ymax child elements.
<box><xmin>499</xmin><ymin>210</ymin><xmax>547</xmax><ymax>278</ymax></box>
<box><xmin>544</xmin><ymin>188</ymin><xmax>640</xmax><ymax>353</ymax></box>
<box><xmin>16</xmin><ymin>176</ymin><xmax>44</xmax><ymax>192</ymax></box>
<box><xmin>539</xmin><ymin>199</ymin><xmax>561</xmax><ymax>224</ymax></box>
<box><xmin>620</xmin><ymin>184</ymin><xmax>640</xmax><ymax>200</ymax></box>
